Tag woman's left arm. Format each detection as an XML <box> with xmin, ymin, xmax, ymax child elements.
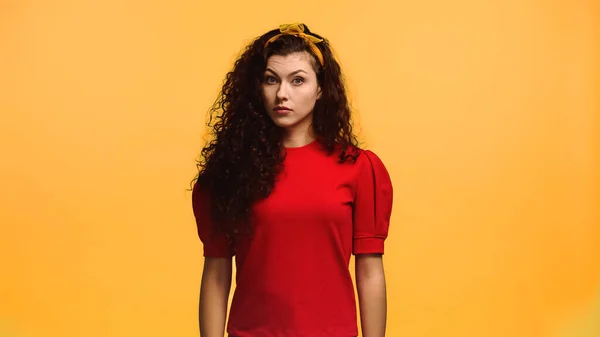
<box><xmin>355</xmin><ymin>253</ymin><xmax>387</xmax><ymax>337</ymax></box>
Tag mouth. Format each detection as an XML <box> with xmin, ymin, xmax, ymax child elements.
<box><xmin>274</xmin><ymin>106</ymin><xmax>292</xmax><ymax>113</ymax></box>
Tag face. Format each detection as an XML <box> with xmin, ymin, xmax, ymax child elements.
<box><xmin>261</xmin><ymin>52</ymin><xmax>321</xmax><ymax>136</ymax></box>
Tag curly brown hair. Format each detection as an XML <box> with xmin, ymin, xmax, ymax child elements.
<box><xmin>193</xmin><ymin>23</ymin><xmax>360</xmax><ymax>247</ymax></box>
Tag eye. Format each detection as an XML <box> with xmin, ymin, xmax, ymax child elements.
<box><xmin>264</xmin><ymin>76</ymin><xmax>278</xmax><ymax>84</ymax></box>
<box><xmin>292</xmin><ymin>77</ymin><xmax>304</xmax><ymax>85</ymax></box>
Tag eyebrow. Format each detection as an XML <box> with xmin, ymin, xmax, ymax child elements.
<box><xmin>265</xmin><ymin>68</ymin><xmax>308</xmax><ymax>78</ymax></box>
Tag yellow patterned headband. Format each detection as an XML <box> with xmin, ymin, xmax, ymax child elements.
<box><xmin>264</xmin><ymin>23</ymin><xmax>325</xmax><ymax>66</ymax></box>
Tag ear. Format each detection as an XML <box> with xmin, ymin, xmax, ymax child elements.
<box><xmin>317</xmin><ymin>86</ymin><xmax>322</xmax><ymax>99</ymax></box>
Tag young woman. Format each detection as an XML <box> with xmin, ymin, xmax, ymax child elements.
<box><xmin>191</xmin><ymin>23</ymin><xmax>393</xmax><ymax>337</ymax></box>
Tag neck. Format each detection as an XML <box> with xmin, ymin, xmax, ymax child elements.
<box><xmin>282</xmin><ymin>127</ymin><xmax>315</xmax><ymax>148</ymax></box>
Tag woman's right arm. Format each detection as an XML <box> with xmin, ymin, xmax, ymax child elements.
<box><xmin>199</xmin><ymin>256</ymin><xmax>233</xmax><ymax>337</ymax></box>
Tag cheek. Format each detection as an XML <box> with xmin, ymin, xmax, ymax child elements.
<box><xmin>261</xmin><ymin>87</ymin><xmax>275</xmax><ymax>102</ymax></box>
<box><xmin>303</xmin><ymin>89</ymin><xmax>319</xmax><ymax>105</ymax></box>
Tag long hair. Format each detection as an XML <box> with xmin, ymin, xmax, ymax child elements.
<box><xmin>193</xmin><ymin>24</ymin><xmax>360</xmax><ymax>246</ymax></box>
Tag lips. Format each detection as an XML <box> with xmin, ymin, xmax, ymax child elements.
<box><xmin>274</xmin><ymin>106</ymin><xmax>292</xmax><ymax>113</ymax></box>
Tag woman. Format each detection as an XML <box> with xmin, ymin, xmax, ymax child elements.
<box><xmin>191</xmin><ymin>23</ymin><xmax>393</xmax><ymax>337</ymax></box>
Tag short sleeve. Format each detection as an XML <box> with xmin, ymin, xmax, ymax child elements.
<box><xmin>352</xmin><ymin>150</ymin><xmax>394</xmax><ymax>255</ymax></box>
<box><xmin>191</xmin><ymin>183</ymin><xmax>234</xmax><ymax>258</ymax></box>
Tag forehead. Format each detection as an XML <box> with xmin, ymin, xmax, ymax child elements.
<box><xmin>265</xmin><ymin>52</ymin><xmax>316</xmax><ymax>74</ymax></box>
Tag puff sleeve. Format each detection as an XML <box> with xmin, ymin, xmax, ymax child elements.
<box><xmin>352</xmin><ymin>150</ymin><xmax>394</xmax><ymax>255</ymax></box>
<box><xmin>191</xmin><ymin>183</ymin><xmax>234</xmax><ymax>258</ymax></box>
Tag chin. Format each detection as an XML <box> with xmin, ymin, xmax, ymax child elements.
<box><xmin>267</xmin><ymin>113</ymin><xmax>293</xmax><ymax>127</ymax></box>
<box><xmin>271</xmin><ymin>119</ymin><xmax>297</xmax><ymax>128</ymax></box>
<box><xmin>268</xmin><ymin>111</ymin><xmax>313</xmax><ymax>128</ymax></box>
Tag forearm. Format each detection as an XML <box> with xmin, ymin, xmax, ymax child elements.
<box><xmin>199</xmin><ymin>257</ymin><xmax>232</xmax><ymax>337</ymax></box>
<box><xmin>356</xmin><ymin>255</ymin><xmax>387</xmax><ymax>337</ymax></box>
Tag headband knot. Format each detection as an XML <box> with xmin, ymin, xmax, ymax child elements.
<box><xmin>264</xmin><ymin>23</ymin><xmax>325</xmax><ymax>66</ymax></box>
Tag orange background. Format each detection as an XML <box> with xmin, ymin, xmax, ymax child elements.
<box><xmin>1</xmin><ymin>1</ymin><xmax>599</xmax><ymax>336</ymax></box>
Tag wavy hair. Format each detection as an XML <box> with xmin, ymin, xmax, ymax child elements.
<box><xmin>193</xmin><ymin>24</ymin><xmax>360</xmax><ymax>247</ymax></box>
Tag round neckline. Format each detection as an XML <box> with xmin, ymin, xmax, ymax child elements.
<box><xmin>283</xmin><ymin>139</ymin><xmax>319</xmax><ymax>151</ymax></box>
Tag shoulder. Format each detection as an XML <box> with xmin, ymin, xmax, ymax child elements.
<box><xmin>357</xmin><ymin>148</ymin><xmax>387</xmax><ymax>168</ymax></box>
<box><xmin>328</xmin><ymin>143</ymin><xmax>392</xmax><ymax>183</ymax></box>
<box><xmin>191</xmin><ymin>181</ymin><xmax>212</xmax><ymax>214</ymax></box>
<box><xmin>352</xmin><ymin>147</ymin><xmax>393</xmax><ymax>190</ymax></box>
<box><xmin>349</xmin><ymin>146</ymin><xmax>390</xmax><ymax>173</ymax></box>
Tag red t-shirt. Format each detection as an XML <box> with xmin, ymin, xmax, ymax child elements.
<box><xmin>192</xmin><ymin>141</ymin><xmax>393</xmax><ymax>337</ymax></box>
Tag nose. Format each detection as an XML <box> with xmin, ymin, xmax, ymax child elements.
<box><xmin>276</xmin><ymin>82</ymin><xmax>289</xmax><ymax>101</ymax></box>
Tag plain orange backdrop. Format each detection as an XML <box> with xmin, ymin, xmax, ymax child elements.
<box><xmin>0</xmin><ymin>1</ymin><xmax>598</xmax><ymax>337</ymax></box>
